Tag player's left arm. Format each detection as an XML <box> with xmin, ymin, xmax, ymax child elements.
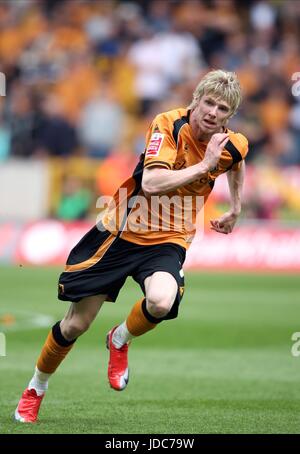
<box><xmin>210</xmin><ymin>160</ymin><xmax>246</xmax><ymax>234</ymax></box>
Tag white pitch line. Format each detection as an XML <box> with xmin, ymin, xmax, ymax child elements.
<box><xmin>0</xmin><ymin>309</ymin><xmax>55</xmax><ymax>332</ymax></box>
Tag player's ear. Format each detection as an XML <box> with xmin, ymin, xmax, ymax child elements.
<box><xmin>224</xmin><ymin>111</ymin><xmax>233</xmax><ymax>123</ymax></box>
<box><xmin>227</xmin><ymin>107</ymin><xmax>237</xmax><ymax>120</ymax></box>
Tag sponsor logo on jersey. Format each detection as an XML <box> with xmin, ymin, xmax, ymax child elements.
<box><xmin>146</xmin><ymin>133</ymin><xmax>164</xmax><ymax>157</ymax></box>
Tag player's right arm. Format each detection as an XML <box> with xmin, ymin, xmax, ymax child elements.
<box><xmin>142</xmin><ymin>133</ymin><xmax>229</xmax><ymax>196</ymax></box>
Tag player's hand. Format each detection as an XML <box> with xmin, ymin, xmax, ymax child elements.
<box><xmin>202</xmin><ymin>133</ymin><xmax>229</xmax><ymax>172</ymax></box>
<box><xmin>210</xmin><ymin>211</ymin><xmax>239</xmax><ymax>234</ymax></box>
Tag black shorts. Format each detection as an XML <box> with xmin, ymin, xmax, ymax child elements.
<box><xmin>58</xmin><ymin>225</ymin><xmax>186</xmax><ymax>319</ymax></box>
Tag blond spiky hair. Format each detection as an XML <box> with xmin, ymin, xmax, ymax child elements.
<box><xmin>188</xmin><ymin>70</ymin><xmax>242</xmax><ymax>116</ymax></box>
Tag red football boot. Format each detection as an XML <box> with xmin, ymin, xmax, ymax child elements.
<box><xmin>106</xmin><ymin>326</ymin><xmax>129</xmax><ymax>391</ymax></box>
<box><xmin>14</xmin><ymin>388</ymin><xmax>44</xmax><ymax>423</ymax></box>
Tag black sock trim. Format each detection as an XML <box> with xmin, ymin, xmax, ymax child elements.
<box><xmin>52</xmin><ymin>321</ymin><xmax>77</xmax><ymax>347</ymax></box>
<box><xmin>141</xmin><ymin>299</ymin><xmax>163</xmax><ymax>324</ymax></box>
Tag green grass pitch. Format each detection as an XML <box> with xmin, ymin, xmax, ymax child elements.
<box><xmin>0</xmin><ymin>265</ymin><xmax>300</xmax><ymax>434</ymax></box>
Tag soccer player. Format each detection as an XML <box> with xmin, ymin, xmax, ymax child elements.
<box><xmin>15</xmin><ymin>70</ymin><xmax>248</xmax><ymax>422</ymax></box>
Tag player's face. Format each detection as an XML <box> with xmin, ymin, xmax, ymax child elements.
<box><xmin>192</xmin><ymin>95</ymin><xmax>232</xmax><ymax>137</ymax></box>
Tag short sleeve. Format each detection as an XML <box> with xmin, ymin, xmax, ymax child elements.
<box><xmin>230</xmin><ymin>133</ymin><xmax>249</xmax><ymax>171</ymax></box>
<box><xmin>144</xmin><ymin>114</ymin><xmax>177</xmax><ymax>170</ymax></box>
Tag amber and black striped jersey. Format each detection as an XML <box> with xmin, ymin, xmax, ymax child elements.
<box><xmin>102</xmin><ymin>108</ymin><xmax>248</xmax><ymax>249</ymax></box>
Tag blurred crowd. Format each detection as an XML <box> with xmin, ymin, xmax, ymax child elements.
<box><xmin>0</xmin><ymin>0</ymin><xmax>300</xmax><ymax>220</ymax></box>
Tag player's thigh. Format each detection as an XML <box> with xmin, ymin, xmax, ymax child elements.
<box><xmin>144</xmin><ymin>272</ymin><xmax>178</xmax><ymax>305</ymax></box>
<box><xmin>64</xmin><ymin>294</ymin><xmax>107</xmax><ymax>325</ymax></box>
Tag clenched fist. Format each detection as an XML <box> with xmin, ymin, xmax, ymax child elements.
<box><xmin>210</xmin><ymin>211</ymin><xmax>238</xmax><ymax>234</ymax></box>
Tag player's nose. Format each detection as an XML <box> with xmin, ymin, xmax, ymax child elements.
<box><xmin>208</xmin><ymin>106</ymin><xmax>218</xmax><ymax>118</ymax></box>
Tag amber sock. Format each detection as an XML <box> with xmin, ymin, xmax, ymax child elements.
<box><xmin>28</xmin><ymin>322</ymin><xmax>76</xmax><ymax>394</ymax></box>
<box><xmin>112</xmin><ymin>298</ymin><xmax>162</xmax><ymax>348</ymax></box>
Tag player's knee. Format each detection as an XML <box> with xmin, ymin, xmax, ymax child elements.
<box><xmin>61</xmin><ymin>317</ymin><xmax>91</xmax><ymax>340</ymax></box>
<box><xmin>146</xmin><ymin>294</ymin><xmax>174</xmax><ymax>318</ymax></box>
